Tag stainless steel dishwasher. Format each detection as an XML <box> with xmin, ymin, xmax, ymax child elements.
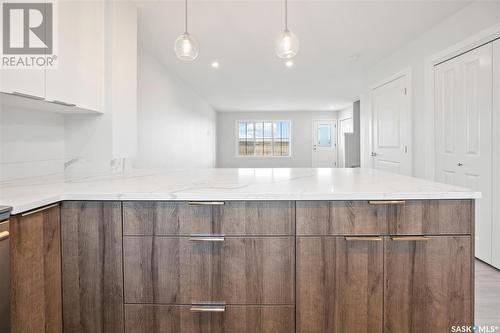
<box><xmin>0</xmin><ymin>206</ymin><xmax>12</xmax><ymax>333</ymax></box>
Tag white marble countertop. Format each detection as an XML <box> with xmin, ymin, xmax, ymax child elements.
<box><xmin>0</xmin><ymin>168</ymin><xmax>480</xmax><ymax>214</ymax></box>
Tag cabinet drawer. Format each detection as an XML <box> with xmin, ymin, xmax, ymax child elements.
<box><xmin>123</xmin><ymin>201</ymin><xmax>295</xmax><ymax>236</ymax></box>
<box><xmin>297</xmin><ymin>201</ymin><xmax>388</xmax><ymax>235</ymax></box>
<box><xmin>297</xmin><ymin>200</ymin><xmax>472</xmax><ymax>235</ymax></box>
<box><xmin>123</xmin><ymin>236</ymin><xmax>295</xmax><ymax>304</ymax></box>
<box><xmin>124</xmin><ymin>304</ymin><xmax>294</xmax><ymax>333</ymax></box>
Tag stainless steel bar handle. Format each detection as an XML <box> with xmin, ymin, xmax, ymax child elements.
<box><xmin>48</xmin><ymin>100</ymin><xmax>77</xmax><ymax>107</ymax></box>
<box><xmin>188</xmin><ymin>201</ymin><xmax>225</xmax><ymax>205</ymax></box>
<box><xmin>368</xmin><ymin>200</ymin><xmax>406</xmax><ymax>205</ymax></box>
<box><xmin>10</xmin><ymin>91</ymin><xmax>45</xmax><ymax>100</ymax></box>
<box><xmin>345</xmin><ymin>236</ymin><xmax>382</xmax><ymax>241</ymax></box>
<box><xmin>190</xmin><ymin>304</ymin><xmax>226</xmax><ymax>313</ymax></box>
<box><xmin>189</xmin><ymin>234</ymin><xmax>225</xmax><ymax>242</ymax></box>
<box><xmin>391</xmin><ymin>236</ymin><xmax>429</xmax><ymax>241</ymax></box>
<box><xmin>21</xmin><ymin>203</ymin><xmax>59</xmax><ymax>217</ymax></box>
<box><xmin>0</xmin><ymin>231</ymin><xmax>9</xmax><ymax>242</ymax></box>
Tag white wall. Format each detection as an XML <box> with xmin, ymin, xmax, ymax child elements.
<box><xmin>0</xmin><ymin>105</ymin><xmax>65</xmax><ymax>181</ymax></box>
<box><xmin>217</xmin><ymin>111</ymin><xmax>337</xmax><ymax>168</ymax></box>
<box><xmin>360</xmin><ymin>1</ymin><xmax>500</xmax><ymax>179</ymax></box>
<box><xmin>135</xmin><ymin>48</ymin><xmax>216</xmax><ymax>169</ymax></box>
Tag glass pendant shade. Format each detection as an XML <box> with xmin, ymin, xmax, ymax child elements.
<box><xmin>174</xmin><ymin>33</ymin><xmax>199</xmax><ymax>61</ymax></box>
<box><xmin>276</xmin><ymin>29</ymin><xmax>299</xmax><ymax>59</ymax></box>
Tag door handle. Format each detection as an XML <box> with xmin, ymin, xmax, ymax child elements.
<box><xmin>0</xmin><ymin>231</ymin><xmax>9</xmax><ymax>242</ymax></box>
<box><xmin>371</xmin><ymin>152</ymin><xmax>377</xmax><ymax>157</ymax></box>
<box><xmin>345</xmin><ymin>236</ymin><xmax>382</xmax><ymax>241</ymax></box>
<box><xmin>9</xmin><ymin>91</ymin><xmax>45</xmax><ymax>100</ymax></box>
<box><xmin>457</xmin><ymin>162</ymin><xmax>463</xmax><ymax>167</ymax></box>
<box><xmin>188</xmin><ymin>201</ymin><xmax>225</xmax><ymax>206</ymax></box>
<box><xmin>391</xmin><ymin>236</ymin><xmax>429</xmax><ymax>241</ymax></box>
<box><xmin>48</xmin><ymin>100</ymin><xmax>76</xmax><ymax>107</ymax></box>
<box><xmin>368</xmin><ymin>200</ymin><xmax>406</xmax><ymax>205</ymax></box>
<box><xmin>189</xmin><ymin>234</ymin><xmax>225</xmax><ymax>242</ymax></box>
<box><xmin>190</xmin><ymin>302</ymin><xmax>226</xmax><ymax>313</ymax></box>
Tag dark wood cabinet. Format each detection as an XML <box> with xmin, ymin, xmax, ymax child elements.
<box><xmin>124</xmin><ymin>304</ymin><xmax>295</xmax><ymax>333</ymax></box>
<box><xmin>384</xmin><ymin>236</ymin><xmax>473</xmax><ymax>333</ymax></box>
<box><xmin>123</xmin><ymin>201</ymin><xmax>295</xmax><ymax>236</ymax></box>
<box><xmin>296</xmin><ymin>236</ymin><xmax>383</xmax><ymax>333</ymax></box>
<box><xmin>60</xmin><ymin>201</ymin><xmax>124</xmax><ymax>333</ymax></box>
<box><xmin>9</xmin><ymin>199</ymin><xmax>471</xmax><ymax>333</ymax></box>
<box><xmin>10</xmin><ymin>204</ymin><xmax>62</xmax><ymax>333</ymax></box>
<box><xmin>123</xmin><ymin>236</ymin><xmax>295</xmax><ymax>305</ymax></box>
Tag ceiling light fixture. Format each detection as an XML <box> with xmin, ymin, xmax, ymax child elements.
<box><xmin>174</xmin><ymin>0</ymin><xmax>199</xmax><ymax>61</ymax></box>
<box><xmin>276</xmin><ymin>0</ymin><xmax>299</xmax><ymax>59</ymax></box>
<box><xmin>285</xmin><ymin>60</ymin><xmax>294</xmax><ymax>67</ymax></box>
<box><xmin>211</xmin><ymin>61</ymin><xmax>220</xmax><ymax>68</ymax></box>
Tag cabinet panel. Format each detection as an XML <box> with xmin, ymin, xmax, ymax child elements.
<box><xmin>45</xmin><ymin>1</ymin><xmax>103</xmax><ymax>111</ymax></box>
<box><xmin>10</xmin><ymin>204</ymin><xmax>62</xmax><ymax>333</ymax></box>
<box><xmin>384</xmin><ymin>236</ymin><xmax>472</xmax><ymax>333</ymax></box>
<box><xmin>296</xmin><ymin>201</ymin><xmax>388</xmax><ymax>235</ymax></box>
<box><xmin>297</xmin><ymin>200</ymin><xmax>472</xmax><ymax>235</ymax></box>
<box><xmin>61</xmin><ymin>201</ymin><xmax>124</xmax><ymax>333</ymax></box>
<box><xmin>123</xmin><ymin>236</ymin><xmax>294</xmax><ymax>305</ymax></box>
<box><xmin>296</xmin><ymin>236</ymin><xmax>383</xmax><ymax>333</ymax></box>
<box><xmin>123</xmin><ymin>201</ymin><xmax>294</xmax><ymax>235</ymax></box>
<box><xmin>124</xmin><ymin>304</ymin><xmax>294</xmax><ymax>333</ymax></box>
<box><xmin>387</xmin><ymin>200</ymin><xmax>472</xmax><ymax>235</ymax></box>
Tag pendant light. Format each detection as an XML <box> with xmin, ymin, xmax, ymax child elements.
<box><xmin>174</xmin><ymin>0</ymin><xmax>199</xmax><ymax>61</ymax></box>
<box><xmin>276</xmin><ymin>0</ymin><xmax>299</xmax><ymax>59</ymax></box>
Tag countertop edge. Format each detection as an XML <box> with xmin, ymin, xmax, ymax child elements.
<box><xmin>8</xmin><ymin>191</ymin><xmax>481</xmax><ymax>215</ymax></box>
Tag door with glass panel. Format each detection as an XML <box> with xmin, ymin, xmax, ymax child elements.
<box><xmin>312</xmin><ymin>119</ymin><xmax>337</xmax><ymax>167</ymax></box>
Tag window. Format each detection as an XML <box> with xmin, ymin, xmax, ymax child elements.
<box><xmin>238</xmin><ymin>120</ymin><xmax>290</xmax><ymax>156</ymax></box>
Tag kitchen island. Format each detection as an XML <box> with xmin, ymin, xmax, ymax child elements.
<box><xmin>0</xmin><ymin>168</ymin><xmax>479</xmax><ymax>333</ymax></box>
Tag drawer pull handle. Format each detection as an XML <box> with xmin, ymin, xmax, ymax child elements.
<box><xmin>345</xmin><ymin>236</ymin><xmax>382</xmax><ymax>241</ymax></box>
<box><xmin>189</xmin><ymin>234</ymin><xmax>225</xmax><ymax>242</ymax></box>
<box><xmin>190</xmin><ymin>302</ymin><xmax>226</xmax><ymax>313</ymax></box>
<box><xmin>21</xmin><ymin>203</ymin><xmax>59</xmax><ymax>217</ymax></box>
<box><xmin>10</xmin><ymin>91</ymin><xmax>45</xmax><ymax>100</ymax></box>
<box><xmin>0</xmin><ymin>231</ymin><xmax>9</xmax><ymax>242</ymax></box>
<box><xmin>368</xmin><ymin>200</ymin><xmax>406</xmax><ymax>205</ymax></box>
<box><xmin>188</xmin><ymin>201</ymin><xmax>225</xmax><ymax>206</ymax></box>
<box><xmin>391</xmin><ymin>236</ymin><xmax>429</xmax><ymax>241</ymax></box>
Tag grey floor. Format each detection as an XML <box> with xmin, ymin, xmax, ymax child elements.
<box><xmin>476</xmin><ymin>259</ymin><xmax>500</xmax><ymax>328</ymax></box>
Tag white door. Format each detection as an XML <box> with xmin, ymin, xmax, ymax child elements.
<box><xmin>312</xmin><ymin>119</ymin><xmax>337</xmax><ymax>167</ymax></box>
<box><xmin>434</xmin><ymin>43</ymin><xmax>492</xmax><ymax>263</ymax></box>
<box><xmin>338</xmin><ymin>117</ymin><xmax>353</xmax><ymax>168</ymax></box>
<box><xmin>493</xmin><ymin>39</ymin><xmax>500</xmax><ymax>268</ymax></box>
<box><xmin>371</xmin><ymin>73</ymin><xmax>412</xmax><ymax>175</ymax></box>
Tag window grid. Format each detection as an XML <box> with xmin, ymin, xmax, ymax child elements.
<box><xmin>238</xmin><ymin>120</ymin><xmax>290</xmax><ymax>157</ymax></box>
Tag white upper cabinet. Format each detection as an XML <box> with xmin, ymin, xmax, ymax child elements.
<box><xmin>0</xmin><ymin>69</ymin><xmax>46</xmax><ymax>100</ymax></box>
<box><xmin>45</xmin><ymin>1</ymin><xmax>104</xmax><ymax>112</ymax></box>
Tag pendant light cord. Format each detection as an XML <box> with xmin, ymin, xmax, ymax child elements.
<box><xmin>285</xmin><ymin>0</ymin><xmax>288</xmax><ymax>30</ymax></box>
<box><xmin>185</xmin><ymin>0</ymin><xmax>188</xmax><ymax>34</ymax></box>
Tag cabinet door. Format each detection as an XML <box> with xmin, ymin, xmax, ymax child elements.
<box><xmin>296</xmin><ymin>236</ymin><xmax>383</xmax><ymax>333</ymax></box>
<box><xmin>61</xmin><ymin>201</ymin><xmax>124</xmax><ymax>333</ymax></box>
<box><xmin>384</xmin><ymin>236</ymin><xmax>472</xmax><ymax>333</ymax></box>
<box><xmin>10</xmin><ymin>204</ymin><xmax>62</xmax><ymax>333</ymax></box>
<box><xmin>45</xmin><ymin>1</ymin><xmax>103</xmax><ymax>111</ymax></box>
<box><xmin>124</xmin><ymin>304</ymin><xmax>294</xmax><ymax>333</ymax></box>
<box><xmin>123</xmin><ymin>236</ymin><xmax>295</xmax><ymax>305</ymax></box>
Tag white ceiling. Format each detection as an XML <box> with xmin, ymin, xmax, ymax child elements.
<box><xmin>138</xmin><ymin>0</ymin><xmax>472</xmax><ymax>111</ymax></box>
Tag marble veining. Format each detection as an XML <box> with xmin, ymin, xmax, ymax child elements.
<box><xmin>0</xmin><ymin>168</ymin><xmax>480</xmax><ymax>214</ymax></box>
